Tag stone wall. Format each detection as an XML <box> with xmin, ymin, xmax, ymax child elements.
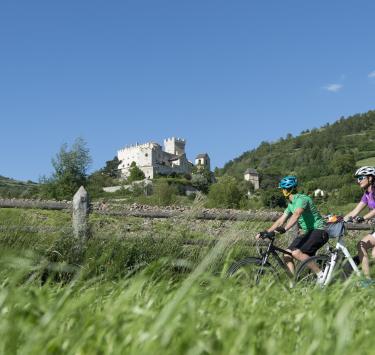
<box><xmin>118</xmin><ymin>142</ymin><xmax>158</xmax><ymax>179</ymax></box>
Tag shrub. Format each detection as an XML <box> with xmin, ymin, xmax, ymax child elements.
<box><xmin>127</xmin><ymin>162</ymin><xmax>145</xmax><ymax>183</ymax></box>
<box><xmin>152</xmin><ymin>180</ymin><xmax>178</xmax><ymax>206</ymax></box>
<box><xmin>206</xmin><ymin>176</ymin><xmax>242</xmax><ymax>208</ymax></box>
<box><xmin>260</xmin><ymin>189</ymin><xmax>287</xmax><ymax>209</ymax></box>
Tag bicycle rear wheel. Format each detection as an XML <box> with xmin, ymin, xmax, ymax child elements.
<box><xmin>341</xmin><ymin>255</ymin><xmax>360</xmax><ymax>279</ymax></box>
<box><xmin>295</xmin><ymin>255</ymin><xmax>329</xmax><ymax>286</ymax></box>
<box><xmin>227</xmin><ymin>257</ymin><xmax>280</xmax><ymax>287</ymax></box>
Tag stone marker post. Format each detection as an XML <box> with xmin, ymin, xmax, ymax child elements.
<box><xmin>72</xmin><ymin>186</ymin><xmax>89</xmax><ymax>241</ymax></box>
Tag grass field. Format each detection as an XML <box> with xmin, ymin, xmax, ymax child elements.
<box><xmin>1</xmin><ymin>208</ymin><xmax>375</xmax><ymax>354</ymax></box>
<box><xmin>356</xmin><ymin>157</ymin><xmax>375</xmax><ymax>167</ymax></box>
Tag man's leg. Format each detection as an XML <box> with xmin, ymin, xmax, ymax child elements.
<box><xmin>293</xmin><ymin>229</ymin><xmax>328</xmax><ymax>274</ymax></box>
<box><xmin>284</xmin><ymin>249</ymin><xmax>295</xmax><ymax>274</ymax></box>
<box><xmin>291</xmin><ymin>249</ymin><xmax>321</xmax><ymax>274</ymax></box>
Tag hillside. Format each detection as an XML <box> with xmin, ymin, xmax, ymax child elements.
<box><xmin>220</xmin><ymin>110</ymin><xmax>375</xmax><ymax>194</ymax></box>
<box><xmin>0</xmin><ymin>175</ymin><xmax>38</xmax><ymax>198</ymax></box>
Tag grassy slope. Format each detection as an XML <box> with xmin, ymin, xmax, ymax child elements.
<box><xmin>0</xmin><ymin>175</ymin><xmax>38</xmax><ymax>198</ymax></box>
<box><xmin>356</xmin><ymin>157</ymin><xmax>375</xmax><ymax>167</ymax></box>
<box><xmin>1</xmin><ymin>208</ymin><xmax>375</xmax><ymax>354</ymax></box>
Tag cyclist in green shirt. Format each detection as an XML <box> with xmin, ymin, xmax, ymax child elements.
<box><xmin>256</xmin><ymin>176</ymin><xmax>328</xmax><ymax>279</ymax></box>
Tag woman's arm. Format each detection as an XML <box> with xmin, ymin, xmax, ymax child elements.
<box><xmin>344</xmin><ymin>201</ymin><xmax>367</xmax><ymax>219</ymax></box>
<box><xmin>363</xmin><ymin>209</ymin><xmax>375</xmax><ymax>221</ymax></box>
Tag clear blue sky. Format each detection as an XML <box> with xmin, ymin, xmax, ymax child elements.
<box><xmin>1</xmin><ymin>0</ymin><xmax>375</xmax><ymax>181</ymax></box>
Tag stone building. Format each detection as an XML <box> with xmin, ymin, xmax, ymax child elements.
<box><xmin>195</xmin><ymin>153</ymin><xmax>210</xmax><ymax>171</ymax></box>
<box><xmin>313</xmin><ymin>188</ymin><xmax>325</xmax><ymax>197</ymax></box>
<box><xmin>244</xmin><ymin>168</ymin><xmax>260</xmax><ymax>190</ymax></box>
<box><xmin>118</xmin><ymin>137</ymin><xmax>208</xmax><ymax>179</ymax></box>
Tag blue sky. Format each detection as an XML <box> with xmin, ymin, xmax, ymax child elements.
<box><xmin>1</xmin><ymin>0</ymin><xmax>375</xmax><ymax>181</ymax></box>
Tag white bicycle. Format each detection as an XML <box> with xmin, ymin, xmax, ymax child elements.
<box><xmin>295</xmin><ymin>219</ymin><xmax>364</xmax><ymax>286</ymax></box>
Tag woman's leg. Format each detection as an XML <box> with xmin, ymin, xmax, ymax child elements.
<box><xmin>357</xmin><ymin>234</ymin><xmax>375</xmax><ymax>278</ymax></box>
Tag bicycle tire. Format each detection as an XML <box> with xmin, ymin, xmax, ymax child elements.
<box><xmin>295</xmin><ymin>255</ymin><xmax>329</xmax><ymax>286</ymax></box>
<box><xmin>227</xmin><ymin>257</ymin><xmax>280</xmax><ymax>287</ymax></box>
<box><xmin>341</xmin><ymin>255</ymin><xmax>360</xmax><ymax>279</ymax></box>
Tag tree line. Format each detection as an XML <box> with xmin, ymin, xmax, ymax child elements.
<box><xmin>1</xmin><ymin>110</ymin><xmax>374</xmax><ymax>210</ymax></box>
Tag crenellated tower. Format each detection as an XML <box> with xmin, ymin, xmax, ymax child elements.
<box><xmin>163</xmin><ymin>137</ymin><xmax>186</xmax><ymax>156</ymax></box>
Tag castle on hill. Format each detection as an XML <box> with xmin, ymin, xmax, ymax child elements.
<box><xmin>117</xmin><ymin>137</ymin><xmax>210</xmax><ymax>179</ymax></box>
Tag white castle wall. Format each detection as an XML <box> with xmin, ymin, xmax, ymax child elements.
<box><xmin>118</xmin><ymin>142</ymin><xmax>159</xmax><ymax>179</ymax></box>
<box><xmin>117</xmin><ymin>137</ymin><xmax>206</xmax><ymax>180</ymax></box>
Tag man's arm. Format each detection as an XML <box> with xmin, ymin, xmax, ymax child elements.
<box><xmin>284</xmin><ymin>208</ymin><xmax>304</xmax><ymax>231</ymax></box>
<box><xmin>255</xmin><ymin>213</ymin><xmax>289</xmax><ymax>239</ymax></box>
<box><xmin>267</xmin><ymin>213</ymin><xmax>289</xmax><ymax>232</ymax></box>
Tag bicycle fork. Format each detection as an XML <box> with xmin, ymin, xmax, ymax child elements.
<box><xmin>256</xmin><ymin>244</ymin><xmax>273</xmax><ymax>284</ymax></box>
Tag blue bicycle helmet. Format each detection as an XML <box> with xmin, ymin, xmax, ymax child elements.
<box><xmin>279</xmin><ymin>175</ymin><xmax>298</xmax><ymax>189</ymax></box>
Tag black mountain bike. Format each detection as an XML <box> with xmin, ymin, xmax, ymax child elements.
<box><xmin>227</xmin><ymin>231</ymin><xmax>294</xmax><ymax>287</ymax></box>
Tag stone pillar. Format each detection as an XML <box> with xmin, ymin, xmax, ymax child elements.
<box><xmin>72</xmin><ymin>186</ymin><xmax>89</xmax><ymax>241</ymax></box>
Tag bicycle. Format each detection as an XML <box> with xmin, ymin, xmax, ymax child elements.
<box><xmin>295</xmin><ymin>218</ymin><xmax>374</xmax><ymax>286</ymax></box>
<box><xmin>227</xmin><ymin>231</ymin><xmax>294</xmax><ymax>288</ymax></box>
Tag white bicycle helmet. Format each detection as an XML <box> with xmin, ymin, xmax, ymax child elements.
<box><xmin>355</xmin><ymin>166</ymin><xmax>375</xmax><ymax>177</ymax></box>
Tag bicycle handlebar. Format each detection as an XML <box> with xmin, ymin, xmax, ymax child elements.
<box><xmin>259</xmin><ymin>231</ymin><xmax>275</xmax><ymax>240</ymax></box>
<box><xmin>325</xmin><ymin>215</ymin><xmax>375</xmax><ymax>224</ymax></box>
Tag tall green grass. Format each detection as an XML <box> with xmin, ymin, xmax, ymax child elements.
<box><xmin>1</xmin><ymin>250</ymin><xmax>375</xmax><ymax>355</ymax></box>
<box><xmin>1</xmin><ymin>208</ymin><xmax>375</xmax><ymax>354</ymax></box>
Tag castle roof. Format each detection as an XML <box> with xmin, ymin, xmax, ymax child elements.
<box><xmin>196</xmin><ymin>153</ymin><xmax>209</xmax><ymax>159</ymax></box>
<box><xmin>244</xmin><ymin>168</ymin><xmax>258</xmax><ymax>175</ymax></box>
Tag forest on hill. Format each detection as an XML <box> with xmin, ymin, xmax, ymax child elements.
<box><xmin>219</xmin><ymin>110</ymin><xmax>375</xmax><ymax>205</ymax></box>
<box><xmin>1</xmin><ymin>110</ymin><xmax>375</xmax><ymax>210</ymax></box>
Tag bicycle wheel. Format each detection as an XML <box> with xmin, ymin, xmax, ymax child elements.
<box><xmin>341</xmin><ymin>255</ymin><xmax>360</xmax><ymax>279</ymax></box>
<box><xmin>295</xmin><ymin>255</ymin><xmax>329</xmax><ymax>286</ymax></box>
<box><xmin>227</xmin><ymin>257</ymin><xmax>280</xmax><ymax>287</ymax></box>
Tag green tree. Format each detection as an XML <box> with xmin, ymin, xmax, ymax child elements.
<box><xmin>127</xmin><ymin>162</ymin><xmax>145</xmax><ymax>183</ymax></box>
<box><xmin>41</xmin><ymin>138</ymin><xmax>92</xmax><ymax>200</ymax></box>
<box><xmin>260</xmin><ymin>189</ymin><xmax>287</xmax><ymax>209</ymax></box>
<box><xmin>335</xmin><ymin>185</ymin><xmax>363</xmax><ymax>205</ymax></box>
<box><xmin>206</xmin><ymin>176</ymin><xmax>242</xmax><ymax>208</ymax></box>
<box><xmin>331</xmin><ymin>153</ymin><xmax>356</xmax><ymax>175</ymax></box>
<box><xmin>191</xmin><ymin>167</ymin><xmax>213</xmax><ymax>193</ymax></box>
<box><xmin>238</xmin><ymin>180</ymin><xmax>255</xmax><ymax>196</ymax></box>
<box><xmin>102</xmin><ymin>156</ymin><xmax>120</xmax><ymax>178</ymax></box>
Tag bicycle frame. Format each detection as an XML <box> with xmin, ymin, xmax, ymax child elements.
<box><xmin>323</xmin><ymin>236</ymin><xmax>361</xmax><ymax>286</ymax></box>
<box><xmin>258</xmin><ymin>238</ymin><xmax>294</xmax><ymax>280</ymax></box>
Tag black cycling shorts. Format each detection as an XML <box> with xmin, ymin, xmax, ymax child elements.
<box><xmin>288</xmin><ymin>229</ymin><xmax>328</xmax><ymax>256</ymax></box>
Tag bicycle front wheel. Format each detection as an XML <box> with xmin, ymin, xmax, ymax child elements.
<box><xmin>227</xmin><ymin>257</ymin><xmax>279</xmax><ymax>287</ymax></box>
<box><xmin>295</xmin><ymin>255</ymin><xmax>329</xmax><ymax>286</ymax></box>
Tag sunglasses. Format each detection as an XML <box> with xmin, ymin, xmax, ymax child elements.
<box><xmin>357</xmin><ymin>176</ymin><xmax>367</xmax><ymax>182</ymax></box>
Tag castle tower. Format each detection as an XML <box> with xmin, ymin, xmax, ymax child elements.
<box><xmin>195</xmin><ymin>153</ymin><xmax>210</xmax><ymax>171</ymax></box>
<box><xmin>163</xmin><ymin>137</ymin><xmax>186</xmax><ymax>156</ymax></box>
<box><xmin>244</xmin><ymin>168</ymin><xmax>260</xmax><ymax>190</ymax></box>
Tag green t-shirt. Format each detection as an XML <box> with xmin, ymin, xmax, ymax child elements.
<box><xmin>284</xmin><ymin>193</ymin><xmax>325</xmax><ymax>232</ymax></box>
